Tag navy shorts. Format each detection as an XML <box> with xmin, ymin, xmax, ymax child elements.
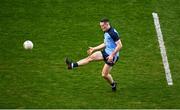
<box><xmin>101</xmin><ymin>50</ymin><xmax>119</xmax><ymax>66</ymax></box>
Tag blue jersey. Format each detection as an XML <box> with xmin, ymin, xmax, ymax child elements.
<box><xmin>104</xmin><ymin>27</ymin><xmax>120</xmax><ymax>57</ymax></box>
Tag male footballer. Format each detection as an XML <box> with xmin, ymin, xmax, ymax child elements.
<box><xmin>65</xmin><ymin>18</ymin><xmax>122</xmax><ymax>91</ymax></box>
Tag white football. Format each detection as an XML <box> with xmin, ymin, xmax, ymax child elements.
<box><xmin>23</xmin><ymin>40</ymin><xmax>33</xmax><ymax>50</ymax></box>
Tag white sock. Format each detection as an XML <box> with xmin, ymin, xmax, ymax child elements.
<box><xmin>71</xmin><ymin>63</ymin><xmax>74</xmax><ymax>68</ymax></box>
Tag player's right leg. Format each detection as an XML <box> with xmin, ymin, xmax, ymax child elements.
<box><xmin>102</xmin><ymin>64</ymin><xmax>117</xmax><ymax>91</ymax></box>
<box><xmin>65</xmin><ymin>51</ymin><xmax>103</xmax><ymax>69</ymax></box>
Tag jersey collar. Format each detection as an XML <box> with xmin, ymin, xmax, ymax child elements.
<box><xmin>105</xmin><ymin>27</ymin><xmax>112</xmax><ymax>32</ymax></box>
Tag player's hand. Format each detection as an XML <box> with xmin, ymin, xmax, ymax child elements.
<box><xmin>87</xmin><ymin>47</ymin><xmax>94</xmax><ymax>55</ymax></box>
<box><xmin>107</xmin><ymin>55</ymin><xmax>114</xmax><ymax>63</ymax></box>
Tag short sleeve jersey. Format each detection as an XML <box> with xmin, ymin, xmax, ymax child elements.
<box><xmin>104</xmin><ymin>27</ymin><xmax>120</xmax><ymax>57</ymax></box>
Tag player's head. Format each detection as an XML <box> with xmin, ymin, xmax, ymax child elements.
<box><xmin>100</xmin><ymin>18</ymin><xmax>111</xmax><ymax>32</ymax></box>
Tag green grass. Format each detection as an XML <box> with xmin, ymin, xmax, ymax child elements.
<box><xmin>0</xmin><ymin>0</ymin><xmax>180</xmax><ymax>108</ymax></box>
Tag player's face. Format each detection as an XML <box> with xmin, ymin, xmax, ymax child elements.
<box><xmin>100</xmin><ymin>22</ymin><xmax>109</xmax><ymax>32</ymax></box>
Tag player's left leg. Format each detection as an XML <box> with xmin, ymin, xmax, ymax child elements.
<box><xmin>77</xmin><ymin>51</ymin><xmax>103</xmax><ymax>66</ymax></box>
<box><xmin>102</xmin><ymin>64</ymin><xmax>117</xmax><ymax>91</ymax></box>
<box><xmin>66</xmin><ymin>51</ymin><xmax>103</xmax><ymax>69</ymax></box>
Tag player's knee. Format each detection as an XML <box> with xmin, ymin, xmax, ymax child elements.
<box><xmin>88</xmin><ymin>55</ymin><xmax>95</xmax><ymax>62</ymax></box>
<box><xmin>101</xmin><ymin>72</ymin><xmax>108</xmax><ymax>78</ymax></box>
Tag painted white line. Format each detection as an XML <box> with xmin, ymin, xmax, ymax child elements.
<box><xmin>152</xmin><ymin>12</ymin><xmax>173</xmax><ymax>86</ymax></box>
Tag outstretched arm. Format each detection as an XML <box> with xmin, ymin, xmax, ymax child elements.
<box><xmin>87</xmin><ymin>43</ymin><xmax>105</xmax><ymax>55</ymax></box>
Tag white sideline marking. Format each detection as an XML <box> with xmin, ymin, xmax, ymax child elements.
<box><xmin>152</xmin><ymin>12</ymin><xmax>173</xmax><ymax>86</ymax></box>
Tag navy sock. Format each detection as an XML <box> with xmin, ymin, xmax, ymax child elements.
<box><xmin>73</xmin><ymin>62</ymin><xmax>78</xmax><ymax>67</ymax></box>
<box><xmin>111</xmin><ymin>82</ymin><xmax>115</xmax><ymax>86</ymax></box>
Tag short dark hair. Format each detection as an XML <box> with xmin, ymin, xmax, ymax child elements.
<box><xmin>100</xmin><ymin>18</ymin><xmax>109</xmax><ymax>23</ymax></box>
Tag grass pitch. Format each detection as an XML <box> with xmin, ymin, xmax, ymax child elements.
<box><xmin>0</xmin><ymin>0</ymin><xmax>180</xmax><ymax>108</ymax></box>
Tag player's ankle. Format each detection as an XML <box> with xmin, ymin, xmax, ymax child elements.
<box><xmin>73</xmin><ymin>62</ymin><xmax>78</xmax><ymax>68</ymax></box>
<box><xmin>111</xmin><ymin>81</ymin><xmax>115</xmax><ymax>86</ymax></box>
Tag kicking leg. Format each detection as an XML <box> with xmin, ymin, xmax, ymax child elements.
<box><xmin>66</xmin><ymin>51</ymin><xmax>103</xmax><ymax>69</ymax></box>
<box><xmin>77</xmin><ymin>51</ymin><xmax>103</xmax><ymax>66</ymax></box>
